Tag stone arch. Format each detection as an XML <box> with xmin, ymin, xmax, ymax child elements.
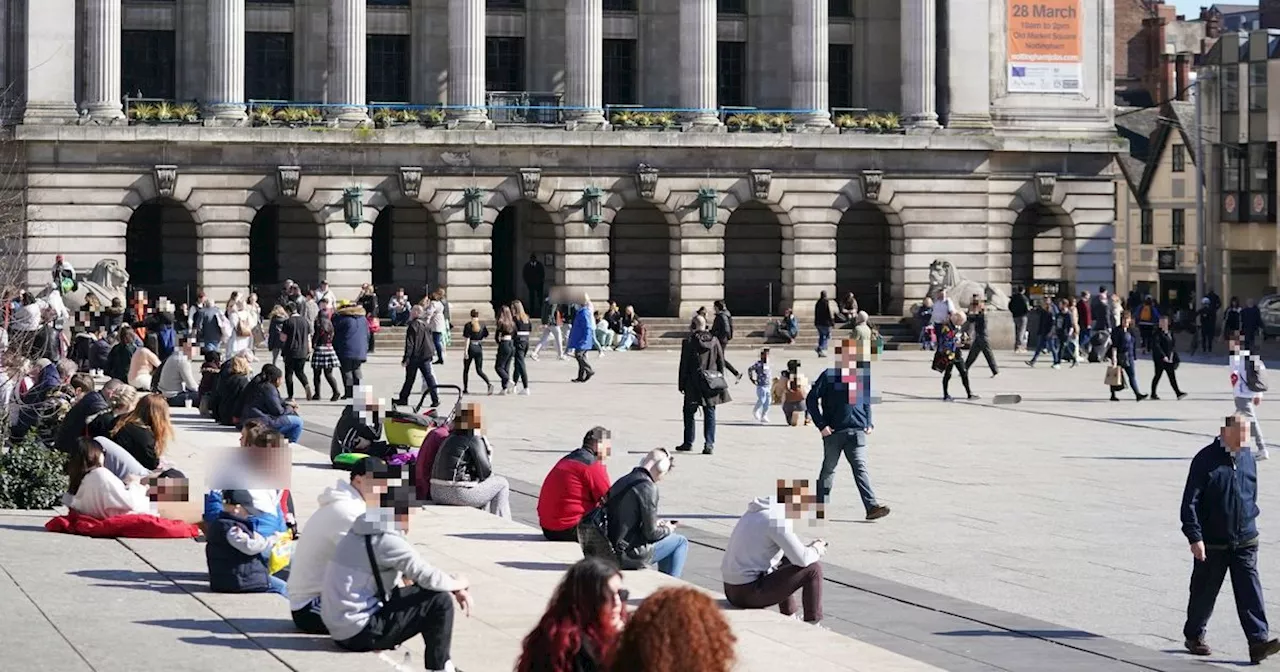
<box><xmin>608</xmin><ymin>200</ymin><xmax>680</xmax><ymax>317</ymax></box>
<box><xmin>249</xmin><ymin>197</ymin><xmax>324</xmax><ymax>300</ymax></box>
<box><xmin>123</xmin><ymin>174</ymin><xmax>201</xmax><ymax>225</ymax></box>
<box><xmin>1011</xmin><ymin>201</ymin><xmax>1077</xmax><ymax>293</ymax></box>
<box><xmin>125</xmin><ymin>198</ymin><xmax>199</xmax><ymax>302</ymax></box>
<box><xmin>371</xmin><ymin>200</ymin><xmax>440</xmax><ymax>304</ymax></box>
<box><xmin>724</xmin><ymin>201</ymin><xmax>785</xmax><ymax>315</ymax></box>
<box><xmin>491</xmin><ymin>200</ymin><xmax>557</xmax><ymax>310</ymax></box>
<box><xmin>836</xmin><ymin>202</ymin><xmax>898</xmax><ymax>315</ymax></box>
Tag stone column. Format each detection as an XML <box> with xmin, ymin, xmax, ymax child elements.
<box><xmin>679</xmin><ymin>0</ymin><xmax>720</xmax><ymax>128</ymax></box>
<box><xmin>22</xmin><ymin>0</ymin><xmax>78</xmax><ymax>123</ymax></box>
<box><xmin>565</xmin><ymin>0</ymin><xmax>606</xmax><ymax>127</ymax></box>
<box><xmin>328</xmin><ymin>0</ymin><xmax>369</xmax><ymax>122</ymax></box>
<box><xmin>205</xmin><ymin>0</ymin><xmax>247</xmax><ymax>122</ymax></box>
<box><xmin>900</xmin><ymin>0</ymin><xmax>939</xmax><ymax>129</ymax></box>
<box><xmin>945</xmin><ymin>0</ymin><xmax>991</xmax><ymax>129</ymax></box>
<box><xmin>84</xmin><ymin>0</ymin><xmax>126</xmax><ymax>121</ymax></box>
<box><xmin>448</xmin><ymin>0</ymin><xmax>490</xmax><ymax>126</ymax></box>
<box><xmin>791</xmin><ymin>0</ymin><xmax>831</xmax><ymax>128</ymax></box>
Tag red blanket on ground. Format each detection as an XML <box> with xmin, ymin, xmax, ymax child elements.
<box><xmin>46</xmin><ymin>510</ymin><xmax>201</xmax><ymax>538</ymax></box>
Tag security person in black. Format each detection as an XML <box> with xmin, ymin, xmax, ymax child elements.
<box><xmin>963</xmin><ymin>296</ymin><xmax>998</xmax><ymax>377</ymax></box>
<box><xmin>1181</xmin><ymin>413</ymin><xmax>1280</xmax><ymax>662</ymax></box>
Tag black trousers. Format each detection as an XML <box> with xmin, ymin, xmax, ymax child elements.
<box><xmin>291</xmin><ymin>597</ymin><xmax>328</xmax><ymax>634</ymax></box>
<box><xmin>542</xmin><ymin>526</ymin><xmax>578</xmax><ymax>542</ymax></box>
<box><xmin>942</xmin><ymin>359</ymin><xmax>971</xmax><ymax>397</ymax></box>
<box><xmin>1192</xmin><ymin>329</ymin><xmax>1213</xmax><ymax>354</ymax></box>
<box><xmin>513</xmin><ymin>340</ymin><xmax>530</xmax><ymax>389</ymax></box>
<box><xmin>1184</xmin><ymin>544</ymin><xmax>1269</xmax><ymax>644</ymax></box>
<box><xmin>398</xmin><ymin>359</ymin><xmax>440</xmax><ymax>406</ymax></box>
<box><xmin>964</xmin><ymin>337</ymin><xmax>998</xmax><ymax>375</ymax></box>
<box><xmin>335</xmin><ymin>586</ymin><xmax>455</xmax><ymax>670</ymax></box>
<box><xmin>528</xmin><ymin>286</ymin><xmax>545</xmax><ymax>317</ymax></box>
<box><xmin>574</xmin><ymin>349</ymin><xmax>594</xmax><ymax>381</ymax></box>
<box><xmin>1152</xmin><ymin>360</ymin><xmax>1184</xmax><ymax>396</ymax></box>
<box><xmin>283</xmin><ymin>357</ymin><xmax>309</xmax><ymax>399</ymax></box>
<box><xmin>463</xmin><ymin>346</ymin><xmax>490</xmax><ymax>392</ymax></box>
<box><xmin>495</xmin><ymin>340</ymin><xmax>514</xmax><ymax>389</ymax></box>
<box><xmin>339</xmin><ymin>358</ymin><xmax>363</xmax><ymax>398</ymax></box>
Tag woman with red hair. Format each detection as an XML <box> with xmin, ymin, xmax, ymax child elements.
<box><xmin>609</xmin><ymin>586</ymin><xmax>736</xmax><ymax>672</ymax></box>
<box><xmin>516</xmin><ymin>557</ymin><xmax>628</xmax><ymax>672</ymax></box>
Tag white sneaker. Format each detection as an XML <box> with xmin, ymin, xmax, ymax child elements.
<box><xmin>1260</xmin><ymin>448</ymin><xmax>1271</xmax><ymax>461</ymax></box>
<box><xmin>530</xmin><ymin>352</ymin><xmax>540</xmax><ymax>361</ymax></box>
<box><xmin>1051</xmin><ymin>364</ymin><xmax>1061</xmax><ymax>369</ymax></box>
<box><xmin>760</xmin><ymin>415</ymin><xmax>771</xmax><ymax>424</ymax></box>
<box><xmin>521</xmin><ymin>386</ymin><xmax>531</xmax><ymax>395</ymax></box>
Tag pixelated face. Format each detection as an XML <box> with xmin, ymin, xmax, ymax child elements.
<box><xmin>456</xmin><ymin>403</ymin><xmax>482</xmax><ymax>432</ymax></box>
<box><xmin>148</xmin><ymin>476</ymin><xmax>190</xmax><ymax>503</ymax></box>
<box><xmin>597</xmin><ymin>438</ymin><xmax>612</xmax><ymax>459</ymax></box>
<box><xmin>838</xmin><ymin>339</ymin><xmax>863</xmax><ymax>367</ymax></box>
<box><xmin>353</xmin><ymin>385</ymin><xmax>382</xmax><ymax>414</ymax></box>
<box><xmin>1223</xmin><ymin>419</ymin><xmax>1251</xmax><ymax>453</ymax></box>
<box><xmin>777</xmin><ymin>479</ymin><xmax>815</xmax><ymax>520</ymax></box>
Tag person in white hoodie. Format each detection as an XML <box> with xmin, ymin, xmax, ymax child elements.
<box><xmin>322</xmin><ymin>490</ymin><xmax>472</xmax><ymax>672</ymax></box>
<box><xmin>1229</xmin><ymin>337</ymin><xmax>1270</xmax><ymax>460</ymax></box>
<box><xmin>720</xmin><ymin>479</ymin><xmax>827</xmax><ymax>624</ymax></box>
<box><xmin>66</xmin><ymin>437</ymin><xmax>152</xmax><ymax>519</ymax></box>
<box><xmin>288</xmin><ymin>456</ymin><xmax>396</xmax><ymax>634</ymax></box>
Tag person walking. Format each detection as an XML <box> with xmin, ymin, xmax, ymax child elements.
<box><xmin>1151</xmin><ymin>315</ymin><xmax>1187</xmax><ymax>401</ymax></box>
<box><xmin>711</xmin><ymin>300</ymin><xmax>742</xmax><ymax>380</ymax></box>
<box><xmin>1009</xmin><ymin>286</ymin><xmax>1029</xmax><ymax>353</ymax></box>
<box><xmin>938</xmin><ymin>312</ymin><xmax>977</xmax><ymax>401</ymax></box>
<box><xmin>930</xmin><ymin>289</ymin><xmax>955</xmax><ymax>351</ymax></box>
<box><xmin>332</xmin><ymin>300</ymin><xmax>370</xmax><ymax>400</ymax></box>
<box><xmin>493</xmin><ymin>305</ymin><xmax>516</xmax><ymax>394</ymax></box>
<box><xmin>1229</xmin><ymin>337</ymin><xmax>1270</xmax><ymax>460</ymax></box>
<box><xmin>814</xmin><ymin>292</ymin><xmax>835</xmax><ymax>357</ymax></box>
<box><xmin>1026</xmin><ymin>300</ymin><xmax>1060</xmax><ymax>368</ymax></box>
<box><xmin>747</xmin><ymin>349</ymin><xmax>772</xmax><ymax>424</ymax></box>
<box><xmin>395</xmin><ymin>306</ymin><xmax>440</xmax><ymax>409</ymax></box>
<box><xmin>1056</xmin><ymin>297</ymin><xmax>1079</xmax><ymax>367</ymax></box>
<box><xmin>357</xmin><ymin>284</ymin><xmax>379</xmax><ymax>355</ymax></box>
<box><xmin>964</xmin><ymin>298</ymin><xmax>998</xmax><ymax>377</ymax></box>
<box><xmin>1107</xmin><ymin>312</ymin><xmax>1147</xmax><ymax>402</ymax></box>
<box><xmin>1136</xmin><ymin>296</ymin><xmax>1160</xmax><ymax>353</ymax></box>
<box><xmin>511</xmin><ymin>300</ymin><xmax>532</xmax><ymax>395</ymax></box>
<box><xmin>676</xmin><ymin>320</ymin><xmax>730</xmax><ymax>455</ymax></box>
<box><xmin>280</xmin><ymin>303</ymin><xmax>313</xmax><ymax>402</ymax></box>
<box><xmin>1077</xmin><ymin>290</ymin><xmax>1093</xmax><ymax>355</ymax></box>
<box><xmin>567</xmin><ymin>296</ymin><xmax>596</xmax><ymax>384</ymax></box>
<box><xmin>1180</xmin><ymin>414</ymin><xmax>1280</xmax><ymax>663</ymax></box>
<box><xmin>1243</xmin><ymin>298</ymin><xmax>1264</xmax><ymax>352</ymax></box>
<box><xmin>461</xmin><ymin>309</ymin><xmax>494</xmax><ymax>396</ymax></box>
<box><xmin>522</xmin><ymin>253</ymin><xmax>546</xmax><ymax>315</ymax></box>
<box><xmin>531</xmin><ymin>295</ymin><xmax>565</xmax><ymax>361</ymax></box>
<box><xmin>806</xmin><ymin>337</ymin><xmax>889</xmax><ymax>521</ymax></box>
<box><xmin>426</xmin><ymin>288</ymin><xmax>449</xmax><ymax>365</ymax></box>
<box><xmin>309</xmin><ymin>303</ymin><xmax>341</xmax><ymax>402</ymax></box>
<box><xmin>1193</xmin><ymin>297</ymin><xmax>1216</xmax><ymax>356</ymax></box>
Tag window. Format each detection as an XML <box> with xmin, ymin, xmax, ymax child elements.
<box><xmin>1172</xmin><ymin>209</ymin><xmax>1186</xmax><ymax>246</ymax></box>
<box><xmin>367</xmin><ymin>0</ymin><xmax>408</xmax><ymax>5</ymax></box>
<box><xmin>717</xmin><ymin>41</ymin><xmax>747</xmax><ymax>107</ymax></box>
<box><xmin>1140</xmin><ymin>209</ymin><xmax>1153</xmax><ymax>245</ymax></box>
<box><xmin>245</xmin><ymin>33</ymin><xmax>294</xmax><ymax>101</ymax></box>
<box><xmin>718</xmin><ymin>0</ymin><xmax>746</xmax><ymax>14</ymax></box>
<box><xmin>602</xmin><ymin>39</ymin><xmax>637</xmax><ymax>105</ymax></box>
<box><xmin>121</xmin><ymin>30</ymin><xmax>176</xmax><ymax>100</ymax></box>
<box><xmin>1171</xmin><ymin>144</ymin><xmax>1185</xmax><ymax>172</ymax></box>
<box><xmin>367</xmin><ymin>35</ymin><xmax>410</xmax><ymax>103</ymax></box>
<box><xmin>1249</xmin><ymin>142</ymin><xmax>1270</xmax><ymax>192</ymax></box>
<box><xmin>1222</xmin><ymin>66</ymin><xmax>1239</xmax><ymax>113</ymax></box>
<box><xmin>1249</xmin><ymin>61</ymin><xmax>1268</xmax><ymax>112</ymax></box>
<box><xmin>1222</xmin><ymin>144</ymin><xmax>1243</xmax><ymax>191</ymax></box>
<box><xmin>487</xmin><ymin>0</ymin><xmax>524</xmax><ymax>9</ymax></box>
<box><xmin>486</xmin><ymin>37</ymin><xmax>525</xmax><ymax>91</ymax></box>
<box><xmin>829</xmin><ymin>43</ymin><xmax>854</xmax><ymax>110</ymax></box>
<box><xmin>603</xmin><ymin>0</ymin><xmax>636</xmax><ymax>10</ymax></box>
<box><xmin>830</xmin><ymin>0</ymin><xmax>854</xmax><ymax>17</ymax></box>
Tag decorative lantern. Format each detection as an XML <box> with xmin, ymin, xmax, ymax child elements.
<box><xmin>582</xmin><ymin>186</ymin><xmax>603</xmax><ymax>227</ymax></box>
<box><xmin>342</xmin><ymin>187</ymin><xmax>363</xmax><ymax>229</ymax></box>
<box><xmin>696</xmin><ymin>187</ymin><xmax>717</xmax><ymax>230</ymax></box>
<box><xmin>463</xmin><ymin>187</ymin><xmax>484</xmax><ymax>228</ymax></box>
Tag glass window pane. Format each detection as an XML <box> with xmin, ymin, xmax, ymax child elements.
<box><xmin>1250</xmin><ymin>142</ymin><xmax>1269</xmax><ymax>191</ymax></box>
<box><xmin>487</xmin><ymin>0</ymin><xmax>524</xmax><ymax>9</ymax></box>
<box><xmin>1249</xmin><ymin>62</ymin><xmax>1268</xmax><ymax>112</ymax></box>
<box><xmin>718</xmin><ymin>0</ymin><xmax>746</xmax><ymax>15</ymax></box>
<box><xmin>829</xmin><ymin>43</ymin><xmax>854</xmax><ymax>109</ymax></box>
<box><xmin>1172</xmin><ymin>209</ymin><xmax>1185</xmax><ymax>246</ymax></box>
<box><xmin>829</xmin><ymin>0</ymin><xmax>854</xmax><ymax>18</ymax></box>
<box><xmin>603</xmin><ymin>0</ymin><xmax>636</xmax><ymax>10</ymax></box>
<box><xmin>246</xmin><ymin>33</ymin><xmax>294</xmax><ymax>101</ymax></box>
<box><xmin>717</xmin><ymin>41</ymin><xmax>746</xmax><ymax>107</ymax></box>
<box><xmin>1222</xmin><ymin>66</ymin><xmax>1239</xmax><ymax>113</ymax></box>
<box><xmin>1223</xmin><ymin>145</ymin><xmax>1242</xmax><ymax>191</ymax></box>
<box><xmin>602</xmin><ymin>39</ymin><xmax>637</xmax><ymax>105</ymax></box>
<box><xmin>485</xmin><ymin>37</ymin><xmax>525</xmax><ymax>92</ymax></box>
<box><xmin>1140</xmin><ymin>210</ymin><xmax>1153</xmax><ymax>245</ymax></box>
<box><xmin>367</xmin><ymin>34</ymin><xmax>410</xmax><ymax>103</ymax></box>
<box><xmin>121</xmin><ymin>30</ymin><xmax>176</xmax><ymax>100</ymax></box>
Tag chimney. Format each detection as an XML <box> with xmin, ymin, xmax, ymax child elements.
<box><xmin>1175</xmin><ymin>55</ymin><xmax>1190</xmax><ymax>100</ymax></box>
<box><xmin>1202</xmin><ymin>7</ymin><xmax>1222</xmax><ymax>38</ymax></box>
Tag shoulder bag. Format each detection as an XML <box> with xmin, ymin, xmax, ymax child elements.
<box><xmin>698</xmin><ymin>369</ymin><xmax>728</xmax><ymax>395</ymax></box>
<box><xmin>364</xmin><ymin>534</ymin><xmax>401</xmax><ymax>605</ymax></box>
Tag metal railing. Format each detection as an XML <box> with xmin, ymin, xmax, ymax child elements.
<box><xmin>484</xmin><ymin>91</ymin><xmax>564</xmax><ymax>125</ymax></box>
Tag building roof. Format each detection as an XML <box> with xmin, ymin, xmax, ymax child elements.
<box><xmin>1114</xmin><ymin>101</ymin><xmax>1200</xmax><ymax>203</ymax></box>
<box><xmin>1210</xmin><ymin>4</ymin><xmax>1259</xmax><ymax>15</ymax></box>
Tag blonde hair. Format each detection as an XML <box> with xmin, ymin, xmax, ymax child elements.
<box><xmin>109</xmin><ymin>386</ymin><xmax>139</xmax><ymax>414</ymax></box>
<box><xmin>230</xmin><ymin>354</ymin><xmax>253</xmax><ymax>376</ymax></box>
<box><xmin>511</xmin><ymin>300</ymin><xmax>529</xmax><ymax>322</ymax></box>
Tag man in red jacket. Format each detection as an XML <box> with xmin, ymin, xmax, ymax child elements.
<box><xmin>537</xmin><ymin>426</ymin><xmax>613</xmax><ymax>541</ymax></box>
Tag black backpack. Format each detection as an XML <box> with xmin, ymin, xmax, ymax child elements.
<box><xmin>576</xmin><ymin>479</ymin><xmax>642</xmax><ymax>561</ymax></box>
<box><xmin>1246</xmin><ymin>357</ymin><xmax>1269</xmax><ymax>393</ymax></box>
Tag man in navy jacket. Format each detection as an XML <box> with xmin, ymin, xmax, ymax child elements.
<box><xmin>1181</xmin><ymin>414</ymin><xmax>1280</xmax><ymax>662</ymax></box>
<box><xmin>806</xmin><ymin>337</ymin><xmax>889</xmax><ymax>522</ymax></box>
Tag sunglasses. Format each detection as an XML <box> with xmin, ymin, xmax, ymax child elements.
<box><xmin>615</xmin><ymin>588</ymin><xmax>631</xmax><ymax>603</ymax></box>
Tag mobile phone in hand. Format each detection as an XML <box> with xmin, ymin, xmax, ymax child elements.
<box><xmin>668</xmin><ymin>520</ymin><xmax>679</xmax><ymax>527</ymax></box>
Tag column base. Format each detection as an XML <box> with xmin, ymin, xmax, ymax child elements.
<box><xmin>946</xmin><ymin>112</ymin><xmax>993</xmax><ymax>131</ymax></box>
<box><xmin>22</xmin><ymin>101</ymin><xmax>80</xmax><ymax>125</ymax></box>
<box><xmin>905</xmin><ymin>113</ymin><xmax>941</xmax><ymax>134</ymax></box>
<box><xmin>85</xmin><ymin>102</ymin><xmax>127</xmax><ymax>124</ymax></box>
<box><xmin>796</xmin><ymin>111</ymin><xmax>834</xmax><ymax>131</ymax></box>
<box><xmin>204</xmin><ymin>104</ymin><xmax>248</xmax><ymax>125</ymax></box>
<box><xmin>566</xmin><ymin>110</ymin><xmax>609</xmax><ymax>131</ymax></box>
<box><xmin>327</xmin><ymin>106</ymin><xmax>371</xmax><ymax>125</ymax></box>
<box><xmin>448</xmin><ymin>108</ymin><xmax>493</xmax><ymax>130</ymax></box>
<box><xmin>683</xmin><ymin>113</ymin><xmax>723</xmax><ymax>131</ymax></box>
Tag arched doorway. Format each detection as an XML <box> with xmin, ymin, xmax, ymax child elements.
<box><xmin>836</xmin><ymin>202</ymin><xmax>892</xmax><ymax>314</ymax></box>
<box><xmin>1012</xmin><ymin>204</ymin><xmax>1074</xmax><ymax>293</ymax></box>
<box><xmin>250</xmin><ymin>201</ymin><xmax>322</xmax><ymax>301</ymax></box>
<box><xmin>372</xmin><ymin>202</ymin><xmax>437</xmax><ymax>304</ymax></box>
<box><xmin>125</xmin><ymin>199</ymin><xmax>198</xmax><ymax>303</ymax></box>
<box><xmin>491</xmin><ymin>201</ymin><xmax>555</xmax><ymax>312</ymax></box>
<box><xmin>609</xmin><ymin>202</ymin><xmax>674</xmax><ymax>317</ymax></box>
<box><xmin>724</xmin><ymin>202</ymin><xmax>782</xmax><ymax>315</ymax></box>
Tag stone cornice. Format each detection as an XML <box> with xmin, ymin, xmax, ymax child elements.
<box><xmin>11</xmin><ymin>125</ymin><xmax>1127</xmax><ymax>154</ymax></box>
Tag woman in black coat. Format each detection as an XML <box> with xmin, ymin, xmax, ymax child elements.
<box><xmin>1106</xmin><ymin>312</ymin><xmax>1147</xmax><ymax>402</ymax></box>
<box><xmin>1150</xmin><ymin>315</ymin><xmax>1186</xmax><ymax>400</ymax></box>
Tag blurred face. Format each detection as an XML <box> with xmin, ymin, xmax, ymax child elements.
<box><xmin>596</xmin><ymin>438</ymin><xmax>612</xmax><ymax>459</ymax></box>
<box><xmin>607</xmin><ymin>574</ymin><xmax>626</xmax><ymax>625</ymax></box>
<box><xmin>782</xmin><ymin>484</ymin><xmax>814</xmax><ymax>520</ymax></box>
<box><xmin>1223</xmin><ymin>420</ymin><xmax>1250</xmax><ymax>454</ymax></box>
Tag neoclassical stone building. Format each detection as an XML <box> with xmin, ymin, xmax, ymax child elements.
<box><xmin>3</xmin><ymin>0</ymin><xmax>1123</xmax><ymax>318</ymax></box>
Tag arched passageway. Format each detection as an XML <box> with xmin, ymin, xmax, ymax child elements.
<box><xmin>491</xmin><ymin>201</ymin><xmax>556</xmax><ymax>312</ymax></box>
<box><xmin>1012</xmin><ymin>204</ymin><xmax>1074</xmax><ymax>292</ymax></box>
<box><xmin>125</xmin><ymin>199</ymin><xmax>198</xmax><ymax>303</ymax></box>
<box><xmin>836</xmin><ymin>202</ymin><xmax>892</xmax><ymax>315</ymax></box>
<box><xmin>609</xmin><ymin>202</ymin><xmax>675</xmax><ymax>317</ymax></box>
<box><xmin>724</xmin><ymin>202</ymin><xmax>783</xmax><ymax>315</ymax></box>
<box><xmin>372</xmin><ymin>203</ymin><xmax>437</xmax><ymax>304</ymax></box>
<box><xmin>250</xmin><ymin>201</ymin><xmax>322</xmax><ymax>300</ymax></box>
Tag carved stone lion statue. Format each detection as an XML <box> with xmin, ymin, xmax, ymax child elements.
<box><xmin>39</xmin><ymin>258</ymin><xmax>130</xmax><ymax>316</ymax></box>
<box><xmin>926</xmin><ymin>259</ymin><xmax>1010</xmax><ymax>311</ymax></box>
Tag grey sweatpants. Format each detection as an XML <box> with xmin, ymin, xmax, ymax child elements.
<box><xmin>432</xmin><ymin>476</ymin><xmax>512</xmax><ymax>519</ymax></box>
<box><xmin>1234</xmin><ymin>396</ymin><xmax>1269</xmax><ymax>454</ymax></box>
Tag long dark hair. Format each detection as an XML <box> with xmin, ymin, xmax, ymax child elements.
<box><xmin>254</xmin><ymin>363</ymin><xmax>283</xmax><ymax>387</ymax></box>
<box><xmin>68</xmin><ymin>437</ymin><xmax>104</xmax><ymax>494</ymax></box>
<box><xmin>516</xmin><ymin>557</ymin><xmax>626</xmax><ymax>672</ymax></box>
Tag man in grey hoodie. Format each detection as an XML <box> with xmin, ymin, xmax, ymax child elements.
<box><xmin>721</xmin><ymin>479</ymin><xmax>827</xmax><ymax>624</ymax></box>
<box><xmin>321</xmin><ymin>490</ymin><xmax>471</xmax><ymax>672</ymax></box>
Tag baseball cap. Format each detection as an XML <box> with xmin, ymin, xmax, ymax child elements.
<box><xmin>222</xmin><ymin>489</ymin><xmax>257</xmax><ymax>508</ymax></box>
<box><xmin>350</xmin><ymin>456</ymin><xmax>401</xmax><ymax>480</ymax></box>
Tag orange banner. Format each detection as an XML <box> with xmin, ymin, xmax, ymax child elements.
<box><xmin>1006</xmin><ymin>0</ymin><xmax>1083</xmax><ymax>93</ymax></box>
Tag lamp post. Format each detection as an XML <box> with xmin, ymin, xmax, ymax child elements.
<box><xmin>696</xmin><ymin>187</ymin><xmax>717</xmax><ymax>229</ymax></box>
<box><xmin>582</xmin><ymin>186</ymin><xmax>603</xmax><ymax>227</ymax></box>
<box><xmin>342</xmin><ymin>187</ymin><xmax>363</xmax><ymax>229</ymax></box>
<box><xmin>463</xmin><ymin>187</ymin><xmax>484</xmax><ymax>228</ymax></box>
<box><xmin>1193</xmin><ymin>67</ymin><xmax>1213</xmax><ymax>300</ymax></box>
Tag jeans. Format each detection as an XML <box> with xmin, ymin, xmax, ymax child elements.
<box><xmin>202</xmin><ymin>341</ymin><xmax>222</xmax><ymax>356</ymax></box>
<box><xmin>1029</xmin><ymin>336</ymin><xmax>1060</xmax><ymax>365</ymax></box>
<box><xmin>534</xmin><ymin>324</ymin><xmax>563</xmax><ymax>358</ymax></box>
<box><xmin>616</xmin><ymin>329</ymin><xmax>636</xmax><ymax>351</ymax></box>
<box><xmin>1013</xmin><ymin>316</ymin><xmax>1028</xmax><ymax>350</ymax></box>
<box><xmin>1111</xmin><ymin>361</ymin><xmax>1143</xmax><ymax>399</ymax></box>
<box><xmin>275</xmin><ymin>414</ymin><xmax>304</xmax><ymax>443</ymax></box>
<box><xmin>1235</xmin><ymin>397</ymin><xmax>1268</xmax><ymax>454</ymax></box>
<box><xmin>817</xmin><ymin>429</ymin><xmax>878</xmax><ymax>512</ymax></box>
<box><xmin>398</xmin><ymin>359</ymin><xmax>439</xmax><ymax>406</ymax></box>
<box><xmin>574</xmin><ymin>349</ymin><xmax>594</xmax><ymax>380</ymax></box>
<box><xmin>431</xmin><ymin>331</ymin><xmax>445</xmax><ymax>364</ymax></box>
<box><xmin>594</xmin><ymin>329</ymin><xmax>615</xmax><ymax>350</ymax></box>
<box><xmin>495</xmin><ymin>340</ymin><xmax>514</xmax><ymax>389</ymax></box>
<box><xmin>651</xmin><ymin>533</ymin><xmax>689</xmax><ymax>578</ymax></box>
<box><xmin>1184</xmin><ymin>544</ymin><xmax>1269</xmax><ymax>644</ymax></box>
<box><xmin>335</xmin><ymin>585</ymin><xmax>455</xmax><ymax>671</ymax></box>
<box><xmin>268</xmin><ymin>575</ymin><xmax>288</xmax><ymax>597</ymax></box>
<box><xmin>681</xmin><ymin>398</ymin><xmax>717</xmax><ymax>448</ymax></box>
<box><xmin>816</xmin><ymin>325</ymin><xmax>831</xmax><ymax>353</ymax></box>
<box><xmin>753</xmin><ymin>386</ymin><xmax>771</xmax><ymax>419</ymax></box>
<box><xmin>389</xmin><ymin>308</ymin><xmax>408</xmax><ymax>327</ymax></box>
<box><xmin>723</xmin><ymin>558</ymin><xmax>823</xmax><ymax>622</ymax></box>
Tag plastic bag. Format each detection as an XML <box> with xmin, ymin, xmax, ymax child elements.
<box><xmin>268</xmin><ymin>530</ymin><xmax>295</xmax><ymax>575</ymax></box>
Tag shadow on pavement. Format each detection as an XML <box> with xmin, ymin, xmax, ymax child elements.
<box><xmin>448</xmin><ymin>532</ymin><xmax>544</xmax><ymax>542</ymax></box>
<box><xmin>0</xmin><ymin>521</ymin><xmax>49</xmax><ymax>532</ymax></box>
<box><xmin>1060</xmin><ymin>456</ymin><xmax>1187</xmax><ymax>461</ymax></box>
<box><xmin>498</xmin><ymin>561</ymin><xmax>573</xmax><ymax>572</ymax></box>
<box><xmin>935</xmin><ymin>628</ymin><xmax>1099</xmax><ymax>639</ymax></box>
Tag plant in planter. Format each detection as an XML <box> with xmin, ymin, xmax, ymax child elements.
<box><xmin>769</xmin><ymin>113</ymin><xmax>793</xmax><ymax>132</ymax></box>
<box><xmin>373</xmin><ymin>107</ymin><xmax>398</xmax><ymax>128</ymax></box>
<box><xmin>881</xmin><ymin>112</ymin><xmax>902</xmax><ymax>133</ymax></box>
<box><xmin>864</xmin><ymin>113</ymin><xmax>886</xmax><ymax>133</ymax></box>
<box><xmin>746</xmin><ymin>112</ymin><xmax>771</xmax><ymax>132</ymax></box>
<box><xmin>303</xmin><ymin>107</ymin><xmax>322</xmax><ymax>124</ymax></box>
<box><xmin>396</xmin><ymin>109</ymin><xmax>420</xmax><ymax>124</ymax></box>
<box><xmin>128</xmin><ymin>103</ymin><xmax>158</xmax><ymax>123</ymax></box>
<box><xmin>726</xmin><ymin>114</ymin><xmax>747</xmax><ymax>131</ymax></box>
<box><xmin>275</xmin><ymin>107</ymin><xmax>314</xmax><ymax>126</ymax></box>
<box><xmin>154</xmin><ymin>101</ymin><xmax>178</xmax><ymax>122</ymax></box>
<box><xmin>173</xmin><ymin>102</ymin><xmax>200</xmax><ymax>123</ymax></box>
<box><xmin>632</xmin><ymin>112</ymin><xmax>654</xmax><ymax>127</ymax></box>
<box><xmin>422</xmin><ymin>109</ymin><xmax>446</xmax><ymax>127</ymax></box>
<box><xmin>834</xmin><ymin>114</ymin><xmax>858</xmax><ymax>131</ymax></box>
<box><xmin>251</xmin><ymin>105</ymin><xmax>276</xmax><ymax>126</ymax></box>
<box><xmin>652</xmin><ymin>112</ymin><xmax>677</xmax><ymax>129</ymax></box>
<box><xmin>611</xmin><ymin>110</ymin><xmax>638</xmax><ymax>128</ymax></box>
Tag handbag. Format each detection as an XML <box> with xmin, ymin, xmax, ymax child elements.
<box><xmin>698</xmin><ymin>369</ymin><xmax>728</xmax><ymax>395</ymax></box>
<box><xmin>931</xmin><ymin>350</ymin><xmax>949</xmax><ymax>373</ymax></box>
<box><xmin>1104</xmin><ymin>364</ymin><xmax>1124</xmax><ymax>388</ymax></box>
